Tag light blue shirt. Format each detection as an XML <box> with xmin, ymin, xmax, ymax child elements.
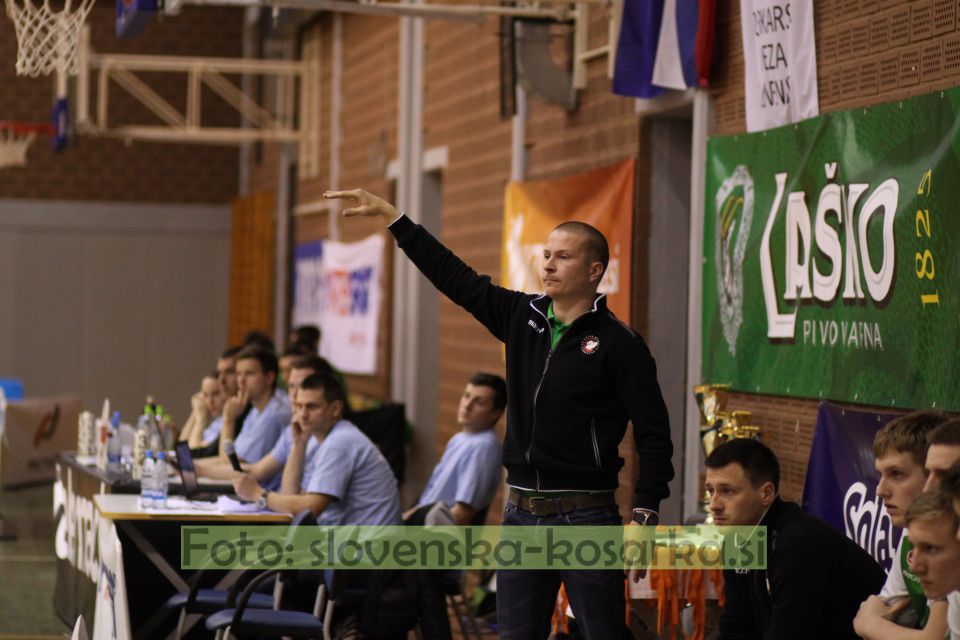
<box><xmin>303</xmin><ymin>420</ymin><xmax>402</xmax><ymax>527</ymax></box>
<box><xmin>265</xmin><ymin>424</ymin><xmax>319</xmax><ymax>491</ymax></box>
<box><xmin>417</xmin><ymin>429</ymin><xmax>502</xmax><ymax>512</ymax></box>
<box><xmin>234</xmin><ymin>395</ymin><xmax>291</xmax><ymax>462</ymax></box>
<box><xmin>201</xmin><ymin>415</ymin><xmax>223</xmax><ymax>444</ymax></box>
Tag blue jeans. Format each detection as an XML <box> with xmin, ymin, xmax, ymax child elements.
<box><xmin>496</xmin><ymin>501</ymin><xmax>631</xmax><ymax>640</ymax></box>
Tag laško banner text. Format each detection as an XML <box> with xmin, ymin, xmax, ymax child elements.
<box><xmin>702</xmin><ymin>87</ymin><xmax>959</xmax><ymax>411</ymax></box>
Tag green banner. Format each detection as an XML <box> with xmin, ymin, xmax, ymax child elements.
<box><xmin>703</xmin><ymin>87</ymin><xmax>960</xmax><ymax>410</ymax></box>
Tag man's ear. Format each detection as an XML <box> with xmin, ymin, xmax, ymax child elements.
<box><xmin>589</xmin><ymin>262</ymin><xmax>604</xmax><ymax>285</ymax></box>
<box><xmin>760</xmin><ymin>481</ymin><xmax>777</xmax><ymax>507</ymax></box>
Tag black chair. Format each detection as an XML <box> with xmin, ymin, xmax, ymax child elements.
<box><xmin>349</xmin><ymin>402</ymin><xmax>406</xmax><ymax>484</ymax></box>
<box><xmin>164</xmin><ymin>509</ymin><xmax>315</xmax><ymax>638</ymax></box>
<box><xmin>205</xmin><ymin>568</ymin><xmax>326</xmax><ymax>639</ymax></box>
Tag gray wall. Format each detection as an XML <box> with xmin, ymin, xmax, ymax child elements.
<box><xmin>646</xmin><ymin>116</ymin><xmax>692</xmax><ymax>525</ymax></box>
<box><xmin>0</xmin><ymin>200</ymin><xmax>230</xmax><ymax>424</ymax></box>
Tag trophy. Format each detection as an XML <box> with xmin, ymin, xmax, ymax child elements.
<box><xmin>694</xmin><ymin>383</ymin><xmax>729</xmax><ymax>456</ymax></box>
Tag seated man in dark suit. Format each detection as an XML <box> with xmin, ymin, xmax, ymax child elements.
<box><xmin>706</xmin><ymin>438</ymin><xmax>885</xmax><ymax>640</ymax></box>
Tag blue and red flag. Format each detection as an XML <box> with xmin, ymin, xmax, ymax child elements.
<box><xmin>613</xmin><ymin>0</ymin><xmax>715</xmax><ymax>98</ymax></box>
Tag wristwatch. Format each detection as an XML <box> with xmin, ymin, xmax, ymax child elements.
<box><xmin>632</xmin><ymin>508</ymin><xmax>659</xmax><ymax>526</ymax></box>
<box><xmin>256</xmin><ymin>489</ymin><xmax>271</xmax><ymax>510</ymax></box>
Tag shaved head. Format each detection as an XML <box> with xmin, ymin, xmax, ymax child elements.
<box><xmin>552</xmin><ymin>221</ymin><xmax>609</xmax><ymax>277</ymax></box>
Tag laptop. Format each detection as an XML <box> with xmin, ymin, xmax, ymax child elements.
<box><xmin>174</xmin><ymin>441</ymin><xmax>225</xmax><ymax>502</ymax></box>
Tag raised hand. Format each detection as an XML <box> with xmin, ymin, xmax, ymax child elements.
<box><xmin>323</xmin><ymin>189</ymin><xmax>400</xmax><ymax>222</ymax></box>
<box><xmin>291</xmin><ymin>416</ymin><xmax>310</xmax><ymax>446</ymax></box>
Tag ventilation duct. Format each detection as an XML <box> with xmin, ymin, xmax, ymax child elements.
<box><xmin>514</xmin><ymin>19</ymin><xmax>577</xmax><ymax>111</ymax></box>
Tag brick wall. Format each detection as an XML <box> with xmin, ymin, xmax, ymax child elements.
<box><xmin>713</xmin><ymin>0</ymin><xmax>960</xmax><ymax>134</ymax></box>
<box><xmin>0</xmin><ymin>5</ymin><xmax>241</xmax><ymax>203</ymax></box>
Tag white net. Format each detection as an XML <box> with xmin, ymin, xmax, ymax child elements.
<box><xmin>4</xmin><ymin>0</ymin><xmax>95</xmax><ymax>77</ymax></box>
<box><xmin>0</xmin><ymin>128</ymin><xmax>38</xmax><ymax>169</ymax></box>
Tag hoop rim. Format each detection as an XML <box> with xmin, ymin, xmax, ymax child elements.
<box><xmin>0</xmin><ymin>121</ymin><xmax>56</xmax><ymax>136</ymax></box>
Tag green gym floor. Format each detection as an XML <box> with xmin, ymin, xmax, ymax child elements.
<box><xmin>0</xmin><ymin>483</ymin><xmax>69</xmax><ymax>639</ymax></box>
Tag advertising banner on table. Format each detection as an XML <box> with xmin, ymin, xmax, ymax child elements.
<box><xmin>502</xmin><ymin>159</ymin><xmax>634</xmax><ymax>322</ymax></box>
<box><xmin>1</xmin><ymin>394</ymin><xmax>80</xmax><ymax>487</ymax></box>
<box><xmin>292</xmin><ymin>234</ymin><xmax>385</xmax><ymax>375</ymax></box>
<box><xmin>702</xmin><ymin>87</ymin><xmax>960</xmax><ymax>410</ymax></box>
<box><xmin>801</xmin><ymin>403</ymin><xmax>901</xmax><ymax>571</ymax></box>
<box><xmin>740</xmin><ymin>0</ymin><xmax>819</xmax><ymax>131</ymax></box>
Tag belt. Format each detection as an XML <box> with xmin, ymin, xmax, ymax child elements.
<box><xmin>508</xmin><ymin>488</ymin><xmax>616</xmax><ymax>516</ymax></box>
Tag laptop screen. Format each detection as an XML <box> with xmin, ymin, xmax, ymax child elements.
<box><xmin>175</xmin><ymin>441</ymin><xmax>200</xmax><ymax>494</ymax></box>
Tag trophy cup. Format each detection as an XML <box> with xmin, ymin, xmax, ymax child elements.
<box><xmin>694</xmin><ymin>384</ymin><xmax>729</xmax><ymax>456</ymax></box>
<box><xmin>694</xmin><ymin>385</ymin><xmax>729</xmax><ymax>524</ymax></box>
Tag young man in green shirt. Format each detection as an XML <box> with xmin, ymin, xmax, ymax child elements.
<box><xmin>853</xmin><ymin>411</ymin><xmax>950</xmax><ymax>639</ymax></box>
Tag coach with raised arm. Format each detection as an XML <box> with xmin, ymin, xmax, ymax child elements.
<box><xmin>324</xmin><ymin>188</ymin><xmax>674</xmax><ymax>640</ymax></box>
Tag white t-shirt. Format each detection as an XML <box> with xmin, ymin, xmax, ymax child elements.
<box><xmin>948</xmin><ymin>591</ymin><xmax>960</xmax><ymax>640</ymax></box>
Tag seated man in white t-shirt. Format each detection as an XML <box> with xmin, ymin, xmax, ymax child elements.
<box><xmin>404</xmin><ymin>372</ymin><xmax>506</xmax><ymax>527</ymax></box>
<box><xmin>938</xmin><ymin>464</ymin><xmax>960</xmax><ymax>640</ymax></box>
<box><xmin>900</xmin><ymin>490</ymin><xmax>960</xmax><ymax>640</ymax></box>
<box><xmin>232</xmin><ymin>371</ymin><xmax>401</xmax><ymax>525</ymax></box>
<box><xmin>854</xmin><ymin>411</ymin><xmax>950</xmax><ymax>638</ymax></box>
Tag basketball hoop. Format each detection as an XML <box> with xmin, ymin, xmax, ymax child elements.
<box><xmin>4</xmin><ymin>0</ymin><xmax>95</xmax><ymax>77</ymax></box>
<box><xmin>0</xmin><ymin>121</ymin><xmax>55</xmax><ymax>169</ymax></box>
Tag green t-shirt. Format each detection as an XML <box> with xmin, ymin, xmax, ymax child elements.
<box><xmin>546</xmin><ymin>303</ymin><xmax>570</xmax><ymax>351</ymax></box>
<box><xmin>900</xmin><ymin>536</ymin><xmax>930</xmax><ymax>628</ymax></box>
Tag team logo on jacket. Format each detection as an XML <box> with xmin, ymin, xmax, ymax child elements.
<box><xmin>581</xmin><ymin>335</ymin><xmax>599</xmax><ymax>355</ymax></box>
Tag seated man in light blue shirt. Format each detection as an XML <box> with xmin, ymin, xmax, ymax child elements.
<box><xmin>405</xmin><ymin>372</ymin><xmax>505</xmax><ymax>640</ymax></box>
<box><xmin>406</xmin><ymin>372</ymin><xmax>506</xmax><ymax>526</ymax></box>
<box><xmin>195</xmin><ymin>355</ymin><xmax>332</xmax><ymax>489</ymax></box>
<box><xmin>233</xmin><ymin>371</ymin><xmax>401</xmax><ymax>526</ymax></box>
<box><xmin>204</xmin><ymin>346</ymin><xmax>290</xmax><ymax>465</ymax></box>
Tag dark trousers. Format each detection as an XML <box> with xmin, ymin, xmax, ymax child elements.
<box><xmin>497</xmin><ymin>501</ymin><xmax>632</xmax><ymax>640</ymax></box>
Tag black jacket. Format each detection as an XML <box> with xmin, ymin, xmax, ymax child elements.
<box><xmin>718</xmin><ymin>498</ymin><xmax>886</xmax><ymax>640</ymax></box>
<box><xmin>389</xmin><ymin>215</ymin><xmax>674</xmax><ymax>510</ymax></box>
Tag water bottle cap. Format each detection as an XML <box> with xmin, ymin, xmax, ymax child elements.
<box><xmin>145</xmin><ymin>450</ymin><xmax>154</xmax><ymax>458</ymax></box>
<box><xmin>157</xmin><ymin>451</ymin><xmax>166</xmax><ymax>460</ymax></box>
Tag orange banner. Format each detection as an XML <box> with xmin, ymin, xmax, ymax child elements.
<box><xmin>502</xmin><ymin>158</ymin><xmax>635</xmax><ymax>322</ymax></box>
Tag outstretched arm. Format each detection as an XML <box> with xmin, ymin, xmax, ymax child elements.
<box><xmin>325</xmin><ymin>189</ymin><xmax>526</xmax><ymax>342</ymax></box>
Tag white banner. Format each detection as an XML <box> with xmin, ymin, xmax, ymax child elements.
<box><xmin>292</xmin><ymin>234</ymin><xmax>385</xmax><ymax>375</ymax></box>
<box><xmin>740</xmin><ymin>0</ymin><xmax>818</xmax><ymax>132</ymax></box>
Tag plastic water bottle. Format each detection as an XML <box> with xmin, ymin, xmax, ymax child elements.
<box><xmin>132</xmin><ymin>415</ymin><xmax>149</xmax><ymax>481</ymax></box>
<box><xmin>107</xmin><ymin>411</ymin><xmax>123</xmax><ymax>475</ymax></box>
<box><xmin>155</xmin><ymin>451</ymin><xmax>169</xmax><ymax>509</ymax></box>
<box><xmin>140</xmin><ymin>451</ymin><xmax>156</xmax><ymax>508</ymax></box>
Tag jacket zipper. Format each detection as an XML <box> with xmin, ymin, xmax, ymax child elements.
<box><xmin>526</xmin><ymin>350</ymin><xmax>553</xmax><ymax>490</ymax></box>
<box><xmin>524</xmin><ymin>295</ymin><xmax>603</xmax><ymax>491</ymax></box>
<box><xmin>590</xmin><ymin>419</ymin><xmax>601</xmax><ymax>467</ymax></box>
